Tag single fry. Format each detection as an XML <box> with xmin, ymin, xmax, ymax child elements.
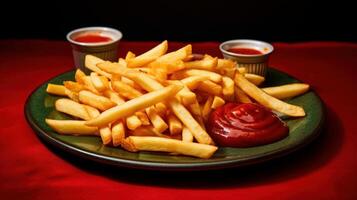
<box><xmin>211</xmin><ymin>96</ymin><xmax>225</xmax><ymax>109</ymax></box>
<box><xmin>154</xmin><ymin>102</ymin><xmax>168</xmax><ymax>117</ymax></box>
<box><xmin>96</xmin><ymin>61</ymin><xmax>128</xmax><ymax>75</ymax></box>
<box><xmin>112</xmin><ymin>120</ymin><xmax>125</xmax><ymax>147</ymax></box>
<box><xmin>244</xmin><ymin>73</ymin><xmax>265</xmax><ymax>86</ymax></box>
<box><xmin>125</xmin><ymin>51</ymin><xmax>136</xmax><ymax>61</ymax></box>
<box><xmin>157</xmin><ymin>44</ymin><xmax>191</xmax><ymax>63</ymax></box>
<box><xmin>202</xmin><ymin>96</ymin><xmax>213</xmax><ymax>121</ymax></box>
<box><xmin>103</xmin><ymin>90</ymin><xmax>125</xmax><ymax>105</ymax></box>
<box><xmin>126</xmin><ymin>115</ymin><xmax>142</xmax><ymax>130</ymax></box>
<box><xmin>168</xmin><ymin>113</ymin><xmax>182</xmax><ymax>135</ymax></box>
<box><xmin>128</xmin><ymin>126</ymin><xmax>158</xmax><ymax>137</ymax></box>
<box><xmin>99</xmin><ymin>126</ymin><xmax>112</xmax><ymax>145</ymax></box>
<box><xmin>135</xmin><ymin>111</ymin><xmax>151</xmax><ymax>125</ymax></box>
<box><xmin>45</xmin><ymin>119</ymin><xmax>98</xmax><ymax>135</ymax></box>
<box><xmin>180</xmin><ymin>76</ymin><xmax>208</xmax><ymax>90</ymax></box>
<box><xmin>121</xmin><ymin>70</ymin><xmax>163</xmax><ymax>93</ymax></box>
<box><xmin>146</xmin><ymin>106</ymin><xmax>168</xmax><ymax>133</ymax></box>
<box><xmin>174</xmin><ymin>69</ymin><xmax>222</xmax><ymax>83</ymax></box>
<box><xmin>234</xmin><ymin>73</ymin><xmax>305</xmax><ymax>116</ymax></box>
<box><xmin>63</xmin><ymin>81</ymin><xmax>85</xmax><ymax>93</ymax></box>
<box><xmin>85</xmin><ymin>84</ymin><xmax>182</xmax><ymax>127</ymax></box>
<box><xmin>222</xmin><ymin>76</ymin><xmax>235</xmax><ymax>101</ymax></box>
<box><xmin>84</xmin><ymin>105</ymin><xmax>100</xmax><ymax>118</ymax></box>
<box><xmin>184</xmin><ymin>57</ymin><xmax>218</xmax><ymax>71</ymax></box>
<box><xmin>78</xmin><ymin>90</ymin><xmax>116</xmax><ymax>111</ymax></box>
<box><xmin>234</xmin><ymin>86</ymin><xmax>252</xmax><ymax>103</ymax></box>
<box><xmin>64</xmin><ymin>88</ymin><xmax>79</xmax><ymax>102</ymax></box>
<box><xmin>85</xmin><ymin>55</ymin><xmax>112</xmax><ymax>79</ymax></box>
<box><xmin>127</xmin><ymin>40</ymin><xmax>168</xmax><ymax>68</ymax></box>
<box><xmin>196</xmin><ymin>80</ymin><xmax>222</xmax><ymax>96</ymax></box>
<box><xmin>182</xmin><ymin>127</ymin><xmax>194</xmax><ymax>142</ymax></box>
<box><xmin>90</xmin><ymin>72</ymin><xmax>108</xmax><ymax>92</ymax></box>
<box><xmin>169</xmin><ymin>99</ymin><xmax>214</xmax><ymax>145</ymax></box>
<box><xmin>262</xmin><ymin>83</ymin><xmax>310</xmax><ymax>99</ymax></box>
<box><xmin>123</xmin><ymin>136</ymin><xmax>218</xmax><ymax>159</ymax></box>
<box><xmin>46</xmin><ymin>84</ymin><xmax>66</xmax><ymax>96</ymax></box>
<box><xmin>112</xmin><ymin>80</ymin><xmax>143</xmax><ymax>99</ymax></box>
<box><xmin>176</xmin><ymin>86</ymin><xmax>197</xmax><ymax>106</ymax></box>
<box><xmin>55</xmin><ymin>98</ymin><xmax>91</xmax><ymax>120</ymax></box>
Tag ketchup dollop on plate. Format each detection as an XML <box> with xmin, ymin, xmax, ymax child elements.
<box><xmin>208</xmin><ymin>103</ymin><xmax>288</xmax><ymax>147</ymax></box>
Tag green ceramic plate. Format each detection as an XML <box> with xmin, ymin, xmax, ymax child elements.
<box><xmin>25</xmin><ymin>68</ymin><xmax>324</xmax><ymax>171</ymax></box>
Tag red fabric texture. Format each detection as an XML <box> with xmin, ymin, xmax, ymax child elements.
<box><xmin>0</xmin><ymin>40</ymin><xmax>356</xmax><ymax>200</ymax></box>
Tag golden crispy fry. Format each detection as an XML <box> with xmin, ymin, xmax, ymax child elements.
<box><xmin>78</xmin><ymin>90</ymin><xmax>116</xmax><ymax>111</ymax></box>
<box><xmin>84</xmin><ymin>55</ymin><xmax>112</xmax><ymax>79</ymax></box>
<box><xmin>127</xmin><ymin>41</ymin><xmax>168</xmax><ymax>68</ymax></box>
<box><xmin>148</xmin><ymin>63</ymin><xmax>168</xmax><ymax>82</ymax></box>
<box><xmin>154</xmin><ymin>102</ymin><xmax>168</xmax><ymax>117</ymax></box>
<box><xmin>262</xmin><ymin>83</ymin><xmax>310</xmax><ymax>99</ymax></box>
<box><xmin>184</xmin><ymin>57</ymin><xmax>217</xmax><ymax>71</ymax></box>
<box><xmin>96</xmin><ymin>61</ymin><xmax>128</xmax><ymax>75</ymax></box>
<box><xmin>222</xmin><ymin>76</ymin><xmax>235</xmax><ymax>101</ymax></box>
<box><xmin>146</xmin><ymin>106</ymin><xmax>168</xmax><ymax>133</ymax></box>
<box><xmin>128</xmin><ymin>125</ymin><xmax>157</xmax><ymax>137</ymax></box>
<box><xmin>202</xmin><ymin>96</ymin><xmax>213</xmax><ymax>121</ymax></box>
<box><xmin>172</xmin><ymin>69</ymin><xmax>222</xmax><ymax>83</ymax></box>
<box><xmin>234</xmin><ymin>73</ymin><xmax>305</xmax><ymax>116</ymax></box>
<box><xmin>121</xmin><ymin>76</ymin><xmax>142</xmax><ymax>90</ymax></box>
<box><xmin>180</xmin><ymin>76</ymin><xmax>208</xmax><ymax>90</ymax></box>
<box><xmin>126</xmin><ymin>115</ymin><xmax>142</xmax><ymax>130</ymax></box>
<box><xmin>182</xmin><ymin>127</ymin><xmax>194</xmax><ymax>142</ymax></box>
<box><xmin>234</xmin><ymin>86</ymin><xmax>252</xmax><ymax>103</ymax></box>
<box><xmin>55</xmin><ymin>98</ymin><xmax>91</xmax><ymax>120</ymax></box>
<box><xmin>125</xmin><ymin>51</ymin><xmax>136</xmax><ymax>61</ymax></box>
<box><xmin>123</xmin><ymin>136</ymin><xmax>217</xmax><ymax>159</ymax></box>
<box><xmin>103</xmin><ymin>90</ymin><xmax>125</xmax><ymax>105</ymax></box>
<box><xmin>85</xmin><ymin>84</ymin><xmax>182</xmax><ymax>127</ymax></box>
<box><xmin>169</xmin><ymin>99</ymin><xmax>214</xmax><ymax>145</ymax></box>
<box><xmin>90</xmin><ymin>72</ymin><xmax>108</xmax><ymax>92</ymax></box>
<box><xmin>188</xmin><ymin>101</ymin><xmax>202</xmax><ymax>117</ymax></box>
<box><xmin>196</xmin><ymin>80</ymin><xmax>222</xmax><ymax>96</ymax></box>
<box><xmin>45</xmin><ymin>119</ymin><xmax>98</xmax><ymax>135</ymax></box>
<box><xmin>211</xmin><ymin>96</ymin><xmax>225</xmax><ymax>109</ymax></box>
<box><xmin>176</xmin><ymin>86</ymin><xmax>197</xmax><ymax>105</ymax></box>
<box><xmin>99</xmin><ymin>126</ymin><xmax>112</xmax><ymax>145</ymax></box>
<box><xmin>111</xmin><ymin>120</ymin><xmax>125</xmax><ymax>147</ymax></box>
<box><xmin>63</xmin><ymin>81</ymin><xmax>85</xmax><ymax>93</ymax></box>
<box><xmin>244</xmin><ymin>73</ymin><xmax>265</xmax><ymax>86</ymax></box>
<box><xmin>112</xmin><ymin>80</ymin><xmax>143</xmax><ymax>99</ymax></box>
<box><xmin>64</xmin><ymin>88</ymin><xmax>79</xmax><ymax>102</ymax></box>
<box><xmin>157</xmin><ymin>44</ymin><xmax>192</xmax><ymax>63</ymax></box>
<box><xmin>135</xmin><ymin>111</ymin><xmax>151</xmax><ymax>125</ymax></box>
<box><xmin>168</xmin><ymin>113</ymin><xmax>182</xmax><ymax>135</ymax></box>
<box><xmin>46</xmin><ymin>84</ymin><xmax>66</xmax><ymax>96</ymax></box>
<box><xmin>121</xmin><ymin>70</ymin><xmax>164</xmax><ymax>93</ymax></box>
<box><xmin>83</xmin><ymin>105</ymin><xmax>100</xmax><ymax>118</ymax></box>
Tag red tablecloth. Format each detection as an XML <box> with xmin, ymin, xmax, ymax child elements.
<box><xmin>1</xmin><ymin>40</ymin><xmax>357</xmax><ymax>200</ymax></box>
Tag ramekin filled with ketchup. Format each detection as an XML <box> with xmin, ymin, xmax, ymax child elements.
<box><xmin>219</xmin><ymin>39</ymin><xmax>274</xmax><ymax>77</ymax></box>
<box><xmin>67</xmin><ymin>27</ymin><xmax>122</xmax><ymax>73</ymax></box>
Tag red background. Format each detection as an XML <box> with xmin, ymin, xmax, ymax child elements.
<box><xmin>0</xmin><ymin>40</ymin><xmax>356</xmax><ymax>199</ymax></box>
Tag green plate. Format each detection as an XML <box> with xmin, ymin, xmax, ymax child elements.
<box><xmin>25</xmin><ymin>68</ymin><xmax>324</xmax><ymax>171</ymax></box>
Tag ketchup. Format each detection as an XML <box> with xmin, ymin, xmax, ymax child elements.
<box><xmin>227</xmin><ymin>47</ymin><xmax>262</xmax><ymax>55</ymax></box>
<box><xmin>208</xmin><ymin>103</ymin><xmax>288</xmax><ymax>147</ymax></box>
<box><xmin>74</xmin><ymin>34</ymin><xmax>112</xmax><ymax>43</ymax></box>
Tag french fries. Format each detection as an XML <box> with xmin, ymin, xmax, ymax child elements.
<box><xmin>85</xmin><ymin>84</ymin><xmax>182</xmax><ymax>127</ymax></box>
<box><xmin>234</xmin><ymin>73</ymin><xmax>305</xmax><ymax>117</ymax></box>
<box><xmin>262</xmin><ymin>83</ymin><xmax>310</xmax><ymax>99</ymax></box>
<box><xmin>122</xmin><ymin>136</ymin><xmax>217</xmax><ymax>159</ymax></box>
<box><xmin>45</xmin><ymin>41</ymin><xmax>310</xmax><ymax>159</ymax></box>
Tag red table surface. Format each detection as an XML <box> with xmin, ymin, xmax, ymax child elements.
<box><xmin>0</xmin><ymin>40</ymin><xmax>357</xmax><ymax>200</ymax></box>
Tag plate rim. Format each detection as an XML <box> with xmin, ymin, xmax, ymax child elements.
<box><xmin>24</xmin><ymin>68</ymin><xmax>325</xmax><ymax>171</ymax></box>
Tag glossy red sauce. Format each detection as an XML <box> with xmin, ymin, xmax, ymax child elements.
<box><xmin>74</xmin><ymin>34</ymin><xmax>112</xmax><ymax>43</ymax></box>
<box><xmin>227</xmin><ymin>47</ymin><xmax>262</xmax><ymax>55</ymax></box>
<box><xmin>208</xmin><ymin>103</ymin><xmax>288</xmax><ymax>147</ymax></box>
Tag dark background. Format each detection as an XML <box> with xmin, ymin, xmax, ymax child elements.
<box><xmin>1</xmin><ymin>0</ymin><xmax>356</xmax><ymax>42</ymax></box>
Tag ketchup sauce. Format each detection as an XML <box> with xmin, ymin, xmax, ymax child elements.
<box><xmin>74</xmin><ymin>34</ymin><xmax>112</xmax><ymax>43</ymax></box>
<box><xmin>208</xmin><ymin>103</ymin><xmax>288</xmax><ymax>147</ymax></box>
<box><xmin>227</xmin><ymin>47</ymin><xmax>262</xmax><ymax>55</ymax></box>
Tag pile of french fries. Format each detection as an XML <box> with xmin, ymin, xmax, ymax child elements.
<box><xmin>45</xmin><ymin>40</ymin><xmax>309</xmax><ymax>159</ymax></box>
